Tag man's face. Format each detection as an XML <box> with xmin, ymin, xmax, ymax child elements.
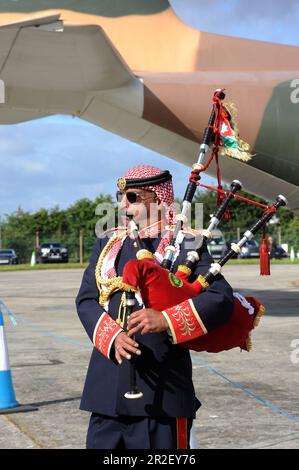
<box><xmin>117</xmin><ymin>188</ymin><xmax>161</xmax><ymax>228</ymax></box>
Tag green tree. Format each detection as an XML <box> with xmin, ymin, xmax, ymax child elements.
<box><xmin>193</xmin><ymin>186</ymin><xmax>296</xmax><ymax>245</ymax></box>
<box><xmin>1</xmin><ymin>190</ymin><xmax>298</xmax><ymax>263</ymax></box>
<box><xmin>1</xmin><ymin>194</ymin><xmax>115</xmax><ymax>263</ymax></box>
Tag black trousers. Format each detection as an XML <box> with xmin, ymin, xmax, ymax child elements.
<box><xmin>86</xmin><ymin>413</ymin><xmax>193</xmax><ymax>449</ymax></box>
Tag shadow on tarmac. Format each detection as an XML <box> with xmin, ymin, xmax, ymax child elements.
<box><xmin>231</xmin><ymin>288</ymin><xmax>299</xmax><ymax>316</ymax></box>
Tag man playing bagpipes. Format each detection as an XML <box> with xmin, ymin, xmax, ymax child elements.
<box><xmin>76</xmin><ymin>88</ymin><xmax>288</xmax><ymax>449</ymax></box>
<box><xmin>76</xmin><ymin>164</ymin><xmax>235</xmax><ymax>449</ymax></box>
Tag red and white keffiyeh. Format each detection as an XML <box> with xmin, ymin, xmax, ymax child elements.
<box><xmin>124</xmin><ymin>165</ymin><xmax>175</xmax><ymax>216</ymax></box>
<box><xmin>102</xmin><ymin>165</ymin><xmax>178</xmax><ymax>280</ymax></box>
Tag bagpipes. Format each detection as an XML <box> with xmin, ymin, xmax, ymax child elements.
<box><xmin>121</xmin><ymin>89</ymin><xmax>287</xmax><ymax>355</ymax></box>
<box><xmin>122</xmin><ymin>194</ymin><xmax>286</xmax><ymax>354</ymax></box>
<box><xmin>110</xmin><ymin>89</ymin><xmax>287</xmax><ymax>399</ymax></box>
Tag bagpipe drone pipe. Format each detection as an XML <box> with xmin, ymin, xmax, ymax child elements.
<box><xmin>122</xmin><ymin>194</ymin><xmax>287</xmax><ymax>353</ymax></box>
<box><xmin>121</xmin><ymin>90</ymin><xmax>288</xmax><ymax>353</ymax></box>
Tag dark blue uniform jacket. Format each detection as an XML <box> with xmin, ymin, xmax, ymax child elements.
<box><xmin>76</xmin><ymin>234</ymin><xmax>234</xmax><ymax>418</ymax></box>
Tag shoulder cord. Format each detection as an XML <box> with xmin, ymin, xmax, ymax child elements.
<box><xmin>95</xmin><ymin>234</ymin><xmax>136</xmax><ymax>307</ymax></box>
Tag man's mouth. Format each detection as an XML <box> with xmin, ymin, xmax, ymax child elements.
<box><xmin>120</xmin><ymin>212</ymin><xmax>136</xmax><ymax>226</ymax></box>
<box><xmin>120</xmin><ymin>210</ymin><xmax>139</xmax><ymax>220</ymax></box>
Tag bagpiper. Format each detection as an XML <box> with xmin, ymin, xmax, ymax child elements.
<box><xmin>76</xmin><ymin>164</ymin><xmax>234</xmax><ymax>449</ymax></box>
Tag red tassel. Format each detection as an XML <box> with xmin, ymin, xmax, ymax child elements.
<box><xmin>260</xmin><ymin>227</ymin><xmax>270</xmax><ymax>275</ymax></box>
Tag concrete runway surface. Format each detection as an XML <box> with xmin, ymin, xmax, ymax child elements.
<box><xmin>0</xmin><ymin>264</ymin><xmax>298</xmax><ymax>449</ymax></box>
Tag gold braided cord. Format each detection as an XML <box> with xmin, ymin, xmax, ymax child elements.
<box><xmin>245</xmin><ymin>304</ymin><xmax>266</xmax><ymax>352</ymax></box>
<box><xmin>116</xmin><ymin>291</ymin><xmax>127</xmax><ymax>328</ymax></box>
<box><xmin>98</xmin><ymin>278</ymin><xmax>137</xmax><ymax>307</ymax></box>
<box><xmin>95</xmin><ymin>234</ymin><xmax>123</xmax><ymax>287</ymax></box>
<box><xmin>95</xmin><ymin>234</ymin><xmax>136</xmax><ymax>307</ymax></box>
<box><xmin>253</xmin><ymin>304</ymin><xmax>266</xmax><ymax>328</ymax></box>
<box><xmin>245</xmin><ymin>334</ymin><xmax>253</xmax><ymax>352</ymax></box>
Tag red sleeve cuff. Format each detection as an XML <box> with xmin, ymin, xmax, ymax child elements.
<box><xmin>162</xmin><ymin>298</ymin><xmax>207</xmax><ymax>344</ymax></box>
<box><xmin>93</xmin><ymin>312</ymin><xmax>123</xmax><ymax>359</ymax></box>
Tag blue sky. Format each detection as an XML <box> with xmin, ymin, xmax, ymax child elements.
<box><xmin>1</xmin><ymin>0</ymin><xmax>299</xmax><ymax>216</ymax></box>
<box><xmin>173</xmin><ymin>0</ymin><xmax>299</xmax><ymax>46</ymax></box>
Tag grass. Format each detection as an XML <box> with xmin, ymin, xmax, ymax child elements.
<box><xmin>224</xmin><ymin>258</ymin><xmax>298</xmax><ymax>265</ymax></box>
<box><xmin>0</xmin><ymin>262</ymin><xmax>88</xmax><ymax>271</ymax></box>
<box><xmin>0</xmin><ymin>258</ymin><xmax>297</xmax><ymax>272</ymax></box>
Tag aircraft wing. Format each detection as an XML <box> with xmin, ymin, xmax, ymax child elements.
<box><xmin>0</xmin><ymin>10</ymin><xmax>298</xmax><ymax>213</ymax></box>
<box><xmin>0</xmin><ymin>14</ymin><xmax>198</xmax><ymax>164</ymax></box>
<box><xmin>0</xmin><ymin>15</ymin><xmax>140</xmax><ymax>120</ymax></box>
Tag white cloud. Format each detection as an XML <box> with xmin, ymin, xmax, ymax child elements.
<box><xmin>0</xmin><ymin>115</ymin><xmax>215</xmax><ymax>215</ymax></box>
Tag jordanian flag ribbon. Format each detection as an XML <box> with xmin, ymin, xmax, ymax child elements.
<box><xmin>217</xmin><ymin>107</ymin><xmax>252</xmax><ymax>162</ymax></box>
<box><xmin>219</xmin><ymin>115</ymin><xmax>238</xmax><ymax>149</ymax></box>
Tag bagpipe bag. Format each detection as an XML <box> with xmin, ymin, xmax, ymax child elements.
<box><xmin>122</xmin><ymin>257</ymin><xmax>264</xmax><ymax>353</ymax></box>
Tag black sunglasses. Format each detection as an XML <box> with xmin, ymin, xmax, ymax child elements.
<box><xmin>116</xmin><ymin>191</ymin><xmax>156</xmax><ymax>204</ymax></box>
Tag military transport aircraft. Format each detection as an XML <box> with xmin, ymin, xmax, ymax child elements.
<box><xmin>0</xmin><ymin>0</ymin><xmax>298</xmax><ymax>212</ymax></box>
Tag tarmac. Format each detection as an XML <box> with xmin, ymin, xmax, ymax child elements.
<box><xmin>0</xmin><ymin>264</ymin><xmax>298</xmax><ymax>449</ymax></box>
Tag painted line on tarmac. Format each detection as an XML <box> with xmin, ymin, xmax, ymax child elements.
<box><xmin>0</xmin><ymin>300</ymin><xmax>90</xmax><ymax>350</ymax></box>
<box><xmin>191</xmin><ymin>353</ymin><xmax>299</xmax><ymax>425</ymax></box>
<box><xmin>2</xmin><ymin>300</ymin><xmax>299</xmax><ymax>426</ymax></box>
<box><xmin>16</xmin><ymin>316</ymin><xmax>91</xmax><ymax>350</ymax></box>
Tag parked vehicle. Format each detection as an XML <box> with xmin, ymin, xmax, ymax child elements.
<box><xmin>225</xmin><ymin>239</ymin><xmax>260</xmax><ymax>259</ymax></box>
<box><xmin>273</xmin><ymin>245</ymin><xmax>289</xmax><ymax>259</ymax></box>
<box><xmin>226</xmin><ymin>240</ymin><xmax>290</xmax><ymax>260</ymax></box>
<box><xmin>239</xmin><ymin>239</ymin><xmax>260</xmax><ymax>259</ymax></box>
<box><xmin>207</xmin><ymin>229</ymin><xmax>227</xmax><ymax>259</ymax></box>
<box><xmin>0</xmin><ymin>248</ymin><xmax>18</xmax><ymax>265</ymax></box>
<box><xmin>37</xmin><ymin>242</ymin><xmax>68</xmax><ymax>263</ymax></box>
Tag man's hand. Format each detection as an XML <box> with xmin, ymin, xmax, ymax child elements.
<box><xmin>114</xmin><ymin>331</ymin><xmax>141</xmax><ymax>365</ymax></box>
<box><xmin>127</xmin><ymin>308</ymin><xmax>168</xmax><ymax>337</ymax></box>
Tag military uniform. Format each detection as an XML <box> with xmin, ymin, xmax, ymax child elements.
<box><xmin>76</xmin><ymin>232</ymin><xmax>234</xmax><ymax>448</ymax></box>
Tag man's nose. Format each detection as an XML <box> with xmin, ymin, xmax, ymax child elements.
<box><xmin>119</xmin><ymin>194</ymin><xmax>129</xmax><ymax>209</ymax></box>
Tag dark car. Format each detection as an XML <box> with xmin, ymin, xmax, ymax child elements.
<box><xmin>239</xmin><ymin>239</ymin><xmax>260</xmax><ymax>258</ymax></box>
<box><xmin>37</xmin><ymin>242</ymin><xmax>68</xmax><ymax>263</ymax></box>
<box><xmin>0</xmin><ymin>248</ymin><xmax>18</xmax><ymax>265</ymax></box>
<box><xmin>207</xmin><ymin>229</ymin><xmax>227</xmax><ymax>259</ymax></box>
<box><xmin>225</xmin><ymin>239</ymin><xmax>260</xmax><ymax>259</ymax></box>
<box><xmin>273</xmin><ymin>245</ymin><xmax>289</xmax><ymax>259</ymax></box>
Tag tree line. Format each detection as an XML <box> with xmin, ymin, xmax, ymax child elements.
<box><xmin>193</xmin><ymin>189</ymin><xmax>298</xmax><ymax>246</ymax></box>
<box><xmin>1</xmin><ymin>189</ymin><xmax>298</xmax><ymax>263</ymax></box>
<box><xmin>0</xmin><ymin>195</ymin><xmax>114</xmax><ymax>263</ymax></box>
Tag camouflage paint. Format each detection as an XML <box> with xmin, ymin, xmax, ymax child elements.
<box><xmin>251</xmin><ymin>80</ymin><xmax>299</xmax><ymax>188</ymax></box>
<box><xmin>0</xmin><ymin>0</ymin><xmax>298</xmax><ymax>210</ymax></box>
<box><xmin>0</xmin><ymin>0</ymin><xmax>170</xmax><ymax>16</ymax></box>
